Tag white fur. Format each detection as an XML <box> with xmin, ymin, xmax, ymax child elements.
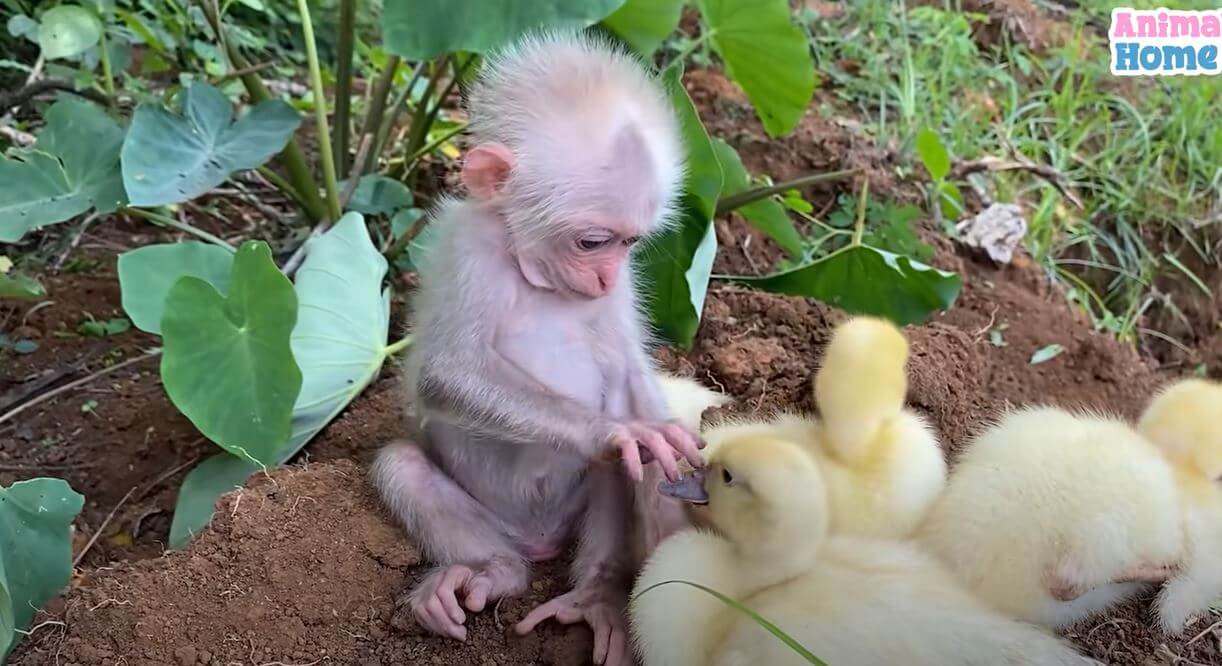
<box><xmin>918</xmin><ymin>407</ymin><xmax>1185</xmax><ymax>628</ymax></box>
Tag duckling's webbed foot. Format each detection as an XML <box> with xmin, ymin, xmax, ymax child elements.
<box><xmin>514</xmin><ymin>585</ymin><xmax>631</xmax><ymax>666</ymax></box>
<box><xmin>1114</xmin><ymin>561</ymin><xmax>1180</xmax><ymax>584</ymax></box>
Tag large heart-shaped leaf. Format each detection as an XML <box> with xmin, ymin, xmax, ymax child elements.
<box><xmin>121</xmin><ymin>82</ymin><xmax>301</xmax><ymax>207</ymax></box>
<box><xmin>117</xmin><ymin>242</ymin><xmax>235</xmax><ymax>334</ymax></box>
<box><xmin>726</xmin><ymin>245</ymin><xmax>961</xmax><ymax>326</ymax></box>
<box><xmin>0</xmin><ymin>97</ymin><xmax>125</xmax><ymax>243</ymax></box>
<box><xmin>160</xmin><ymin>241</ymin><xmax>302</xmax><ymax>466</ymax></box>
<box><xmin>637</xmin><ymin>66</ymin><xmax>723</xmax><ymax>348</ymax></box>
<box><xmin>37</xmin><ymin>5</ymin><xmax>100</xmax><ymax>60</ymax></box>
<box><xmin>384</xmin><ymin>0</ymin><xmax>625</xmax><ymax>59</ymax></box>
<box><xmin>0</xmin><ymin>478</ymin><xmax>84</xmax><ymax>658</ymax></box>
<box><xmin>601</xmin><ymin>0</ymin><xmax>684</xmax><ymax>55</ymax></box>
<box><xmin>170</xmin><ymin>214</ymin><xmax>400</xmax><ymax>547</ymax></box>
<box><xmin>711</xmin><ymin>138</ymin><xmax>802</xmax><ymax>257</ymax></box>
<box><xmin>696</xmin><ymin>0</ymin><xmax>815</xmax><ymax>137</ymax></box>
<box><xmin>343</xmin><ymin>175</ymin><xmax>413</xmax><ymax>215</ymax></box>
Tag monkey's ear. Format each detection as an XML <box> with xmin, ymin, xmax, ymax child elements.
<box><xmin>463</xmin><ymin>143</ymin><xmax>515</xmax><ymax>199</ymax></box>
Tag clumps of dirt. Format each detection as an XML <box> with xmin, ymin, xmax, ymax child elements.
<box><xmin>11</xmin><ymin>461</ymin><xmax>595</xmax><ymax>666</ymax></box>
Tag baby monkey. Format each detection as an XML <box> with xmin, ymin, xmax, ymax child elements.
<box><xmin>371</xmin><ymin>31</ymin><xmax>701</xmax><ymax>666</ymax></box>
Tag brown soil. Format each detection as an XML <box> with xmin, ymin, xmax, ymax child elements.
<box><xmin>5</xmin><ymin>32</ymin><xmax>1219</xmax><ymax>666</ymax></box>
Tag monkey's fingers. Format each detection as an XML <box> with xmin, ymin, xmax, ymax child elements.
<box><xmin>636</xmin><ymin>429</ymin><xmax>680</xmax><ymax>482</ymax></box>
<box><xmin>464</xmin><ymin>575</ymin><xmax>493</xmax><ymax>612</ymax></box>
<box><xmin>662</xmin><ymin>424</ymin><xmax>704</xmax><ymax>469</ymax></box>
<box><xmin>514</xmin><ymin>596</ymin><xmax>578</xmax><ymax>635</ymax></box>
<box><xmin>612</xmin><ymin>433</ymin><xmax>645</xmax><ymax>482</ymax></box>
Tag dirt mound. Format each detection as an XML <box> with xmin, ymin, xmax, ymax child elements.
<box><xmin>11</xmin><ymin>460</ymin><xmax>595</xmax><ymax>666</ymax></box>
<box><xmin>13</xmin><ymin>275</ymin><xmax>1215</xmax><ymax>665</ymax></box>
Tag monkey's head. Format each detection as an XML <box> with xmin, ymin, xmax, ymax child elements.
<box><xmin>463</xmin><ymin>31</ymin><xmax>685</xmax><ymax>300</ymax></box>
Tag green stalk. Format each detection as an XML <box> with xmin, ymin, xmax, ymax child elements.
<box><xmin>404</xmin><ymin>121</ymin><xmax>465</xmax><ymax>169</ymax></box>
<box><xmin>295</xmin><ymin>0</ymin><xmax>343</xmax><ymax>221</ymax></box>
<box><xmin>369</xmin><ymin>62</ymin><xmax>424</xmax><ymax>173</ymax></box>
<box><xmin>96</xmin><ymin>30</ymin><xmax>116</xmax><ymax>100</ymax></box>
<box><xmin>852</xmin><ymin>178</ymin><xmax>869</xmax><ymax>247</ymax></box>
<box><xmin>385</xmin><ymin>335</ymin><xmax>412</xmax><ymax>356</ymax></box>
<box><xmin>358</xmin><ymin>55</ymin><xmax>401</xmax><ymax>172</ymax></box>
<box><xmin>200</xmin><ymin>0</ymin><xmax>328</xmax><ymax>223</ymax></box>
<box><xmin>404</xmin><ymin>56</ymin><xmax>450</xmax><ymax>157</ymax></box>
<box><xmin>127</xmin><ymin>208</ymin><xmax>236</xmax><ymax>250</ymax></box>
<box><xmin>332</xmin><ymin>0</ymin><xmax>358</xmax><ymax>177</ymax></box>
<box><xmin>714</xmin><ymin>169</ymin><xmax>859</xmax><ymax>217</ymax></box>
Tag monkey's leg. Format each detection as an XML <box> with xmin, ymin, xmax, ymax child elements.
<box><xmin>372</xmin><ymin>442</ymin><xmax>529</xmax><ymax>641</ymax></box>
<box><xmin>515</xmin><ymin>464</ymin><xmax>633</xmax><ymax>666</ymax></box>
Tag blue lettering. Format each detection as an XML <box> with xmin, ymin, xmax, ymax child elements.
<box><xmin>1114</xmin><ymin>42</ymin><xmax>1141</xmax><ymax>70</ymax></box>
<box><xmin>1162</xmin><ymin>45</ymin><xmax>1195</xmax><ymax>71</ymax></box>
<box><xmin>1140</xmin><ymin>45</ymin><xmax>1162</xmax><ymax>70</ymax></box>
<box><xmin>1200</xmin><ymin>45</ymin><xmax>1218</xmax><ymax>71</ymax></box>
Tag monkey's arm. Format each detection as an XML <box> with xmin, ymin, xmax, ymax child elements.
<box><xmin>417</xmin><ymin>347</ymin><xmax>614</xmax><ymax>457</ymax></box>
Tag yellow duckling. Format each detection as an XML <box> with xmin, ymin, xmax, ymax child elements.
<box><xmin>655</xmin><ymin>373</ymin><xmax>730</xmax><ymax>432</ymax></box>
<box><xmin>1138</xmin><ymin>378</ymin><xmax>1222</xmax><ymax>632</ymax></box>
<box><xmin>630</xmin><ymin>430</ymin><xmax>1093</xmax><ymax>666</ymax></box>
<box><xmin>918</xmin><ymin>403</ymin><xmax>1185</xmax><ymax>628</ymax></box>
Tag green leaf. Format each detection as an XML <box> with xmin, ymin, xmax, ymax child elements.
<box><xmin>696</xmin><ymin>0</ymin><xmax>815</xmax><ymax>137</ymax></box>
<box><xmin>169</xmin><ymin>214</ymin><xmax>400</xmax><ymax>547</ymax></box>
<box><xmin>78</xmin><ymin>316</ymin><xmax>131</xmax><ymax>337</ymax></box>
<box><xmin>711</xmin><ymin>138</ymin><xmax>802</xmax><ymax>257</ymax></box>
<box><xmin>344</xmin><ymin>175</ymin><xmax>413</xmax><ymax>215</ymax></box>
<box><xmin>0</xmin><ymin>478</ymin><xmax>84</xmax><ymax>658</ymax></box>
<box><xmin>7</xmin><ymin>14</ymin><xmax>37</xmax><ymax>40</ymax></box>
<box><xmin>0</xmin><ymin>97</ymin><xmax>126</xmax><ymax>243</ymax></box>
<box><xmin>117</xmin><ymin>242</ymin><xmax>235</xmax><ymax>335</ymax></box>
<box><xmin>1029</xmin><ymin>344</ymin><xmax>1065</xmax><ymax>365</ymax></box>
<box><xmin>915</xmin><ymin>127</ymin><xmax>950</xmax><ymax>181</ymax></box>
<box><xmin>637</xmin><ymin>66</ymin><xmax>722</xmax><ymax>348</ymax></box>
<box><xmin>384</xmin><ymin>0</ymin><xmax>626</xmax><ymax>60</ymax></box>
<box><xmin>37</xmin><ymin>5</ymin><xmax>101</xmax><ymax>60</ymax></box>
<box><xmin>937</xmin><ymin>181</ymin><xmax>964</xmax><ymax>220</ymax></box>
<box><xmin>12</xmin><ymin>339</ymin><xmax>38</xmax><ymax>354</ymax></box>
<box><xmin>859</xmin><ymin>202</ymin><xmax>933</xmax><ymax>262</ymax></box>
<box><xmin>601</xmin><ymin>0</ymin><xmax>684</xmax><ymax>55</ymax></box>
<box><xmin>168</xmin><ymin>452</ymin><xmax>259</xmax><ymax>549</ymax></box>
<box><xmin>727</xmin><ymin>245</ymin><xmax>960</xmax><ymax>326</ymax></box>
<box><xmin>0</xmin><ymin>272</ymin><xmax>46</xmax><ymax>301</ymax></box>
<box><xmin>121</xmin><ymin>82</ymin><xmax>301</xmax><ymax>207</ymax></box>
<box><xmin>160</xmin><ymin>241</ymin><xmax>302</xmax><ymax>466</ymax></box>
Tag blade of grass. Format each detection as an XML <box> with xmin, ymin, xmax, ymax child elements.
<box><xmin>295</xmin><ymin>0</ymin><xmax>343</xmax><ymax>221</ymax></box>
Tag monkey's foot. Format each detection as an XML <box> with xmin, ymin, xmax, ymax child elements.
<box><xmin>1043</xmin><ymin>568</ymin><xmax>1089</xmax><ymax>602</ymax></box>
<box><xmin>408</xmin><ymin>559</ymin><xmax>526</xmax><ymax>641</ymax></box>
<box><xmin>1115</xmin><ymin>561</ymin><xmax>1181</xmax><ymax>584</ymax></box>
<box><xmin>514</xmin><ymin>585</ymin><xmax>630</xmax><ymax>666</ymax></box>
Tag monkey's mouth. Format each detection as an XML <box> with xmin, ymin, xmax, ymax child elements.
<box><xmin>658</xmin><ymin>470</ymin><xmax>708</xmax><ymax>504</ymax></box>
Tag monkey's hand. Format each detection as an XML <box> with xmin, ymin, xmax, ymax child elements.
<box><xmin>408</xmin><ymin>562</ymin><xmax>520</xmax><ymax>641</ymax></box>
<box><xmin>603</xmin><ymin>421</ymin><xmax>704</xmax><ymax>483</ymax></box>
<box><xmin>514</xmin><ymin>585</ymin><xmax>631</xmax><ymax>666</ymax></box>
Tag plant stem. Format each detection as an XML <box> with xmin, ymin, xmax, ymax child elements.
<box><xmin>332</xmin><ymin>0</ymin><xmax>357</xmax><ymax>178</ymax></box>
<box><xmin>256</xmin><ymin>165</ymin><xmax>305</xmax><ymax>206</ymax></box>
<box><xmin>715</xmin><ymin>169</ymin><xmax>858</xmax><ymax>216</ymax></box>
<box><xmin>200</xmin><ymin>0</ymin><xmax>328</xmax><ymax>223</ymax></box>
<box><xmin>126</xmin><ymin>208</ymin><xmax>236</xmax><ymax>250</ymax></box>
<box><xmin>383</xmin><ymin>213</ymin><xmax>427</xmax><ymax>260</ymax></box>
<box><xmin>359</xmin><ymin>54</ymin><xmax>401</xmax><ymax>168</ymax></box>
<box><xmin>371</xmin><ymin>62</ymin><xmax>425</xmax><ymax>173</ymax></box>
<box><xmin>96</xmin><ymin>27</ymin><xmax>116</xmax><ymax>101</ymax></box>
<box><xmin>295</xmin><ymin>0</ymin><xmax>343</xmax><ymax>221</ymax></box>
<box><xmin>404</xmin><ymin>121</ymin><xmax>465</xmax><ymax>168</ymax></box>
<box><xmin>852</xmin><ymin>178</ymin><xmax>869</xmax><ymax>247</ymax></box>
<box><xmin>667</xmin><ymin>29</ymin><xmax>715</xmax><ymax>69</ymax></box>
<box><xmin>385</xmin><ymin>336</ymin><xmax>412</xmax><ymax>356</ymax></box>
<box><xmin>405</xmin><ymin>56</ymin><xmax>450</xmax><ymax>157</ymax></box>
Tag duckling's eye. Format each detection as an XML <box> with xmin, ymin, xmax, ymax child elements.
<box><xmin>721</xmin><ymin>468</ymin><xmax>735</xmax><ymax>486</ymax></box>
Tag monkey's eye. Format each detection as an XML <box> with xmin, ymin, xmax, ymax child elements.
<box><xmin>721</xmin><ymin>468</ymin><xmax>735</xmax><ymax>486</ymax></box>
<box><xmin>623</xmin><ymin>235</ymin><xmax>641</xmax><ymax>246</ymax></box>
<box><xmin>578</xmin><ymin>237</ymin><xmax>612</xmax><ymax>251</ymax></box>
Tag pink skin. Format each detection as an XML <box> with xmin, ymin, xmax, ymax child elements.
<box><xmin>372</xmin><ymin>133</ymin><xmax>697</xmax><ymax>666</ymax></box>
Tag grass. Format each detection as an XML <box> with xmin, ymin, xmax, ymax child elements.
<box><xmin>805</xmin><ymin>0</ymin><xmax>1220</xmax><ymax>345</ymax></box>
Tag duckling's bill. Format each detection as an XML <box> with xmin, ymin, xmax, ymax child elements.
<box><xmin>658</xmin><ymin>470</ymin><xmax>708</xmax><ymax>504</ymax></box>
